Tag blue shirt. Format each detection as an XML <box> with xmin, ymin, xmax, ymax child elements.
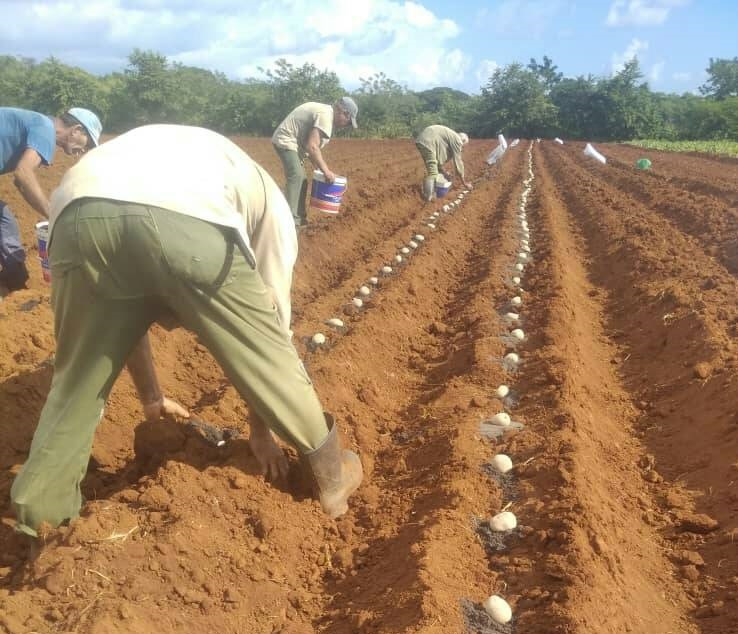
<box><xmin>0</xmin><ymin>107</ymin><xmax>56</xmax><ymax>175</ymax></box>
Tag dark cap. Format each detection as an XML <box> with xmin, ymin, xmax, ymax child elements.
<box><xmin>338</xmin><ymin>96</ymin><xmax>358</xmax><ymax>128</ymax></box>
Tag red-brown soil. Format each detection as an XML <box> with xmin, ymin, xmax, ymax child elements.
<box><xmin>0</xmin><ymin>137</ymin><xmax>737</xmax><ymax>634</ymax></box>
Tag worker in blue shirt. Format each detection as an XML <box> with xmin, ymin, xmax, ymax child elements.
<box><xmin>0</xmin><ymin>107</ymin><xmax>102</xmax><ymax>293</ymax></box>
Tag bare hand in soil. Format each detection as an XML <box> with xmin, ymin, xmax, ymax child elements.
<box><xmin>143</xmin><ymin>396</ymin><xmax>190</xmax><ymax>423</ymax></box>
<box><xmin>249</xmin><ymin>428</ymin><xmax>289</xmax><ymax>481</ymax></box>
<box><xmin>464</xmin><ymin>181</ymin><xmax>474</xmax><ymax>190</ymax></box>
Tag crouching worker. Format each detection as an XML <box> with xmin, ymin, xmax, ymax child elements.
<box><xmin>415</xmin><ymin>124</ymin><xmax>473</xmax><ymax>202</ymax></box>
<box><xmin>11</xmin><ymin>125</ymin><xmax>363</xmax><ymax>538</ymax></box>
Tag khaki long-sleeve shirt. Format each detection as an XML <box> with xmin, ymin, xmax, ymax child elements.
<box><xmin>49</xmin><ymin>124</ymin><xmax>297</xmax><ymax>332</ymax></box>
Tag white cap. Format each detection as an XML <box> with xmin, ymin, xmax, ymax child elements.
<box><xmin>67</xmin><ymin>107</ymin><xmax>102</xmax><ymax>147</ymax></box>
<box><xmin>459</xmin><ymin>132</ymin><xmax>469</xmax><ymax>144</ymax></box>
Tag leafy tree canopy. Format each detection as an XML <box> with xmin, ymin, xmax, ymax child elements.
<box><xmin>0</xmin><ymin>51</ymin><xmax>734</xmax><ymax>141</ymax></box>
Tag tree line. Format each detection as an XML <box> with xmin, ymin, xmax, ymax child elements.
<box><xmin>1</xmin><ymin>50</ymin><xmax>736</xmax><ymax>141</ymax></box>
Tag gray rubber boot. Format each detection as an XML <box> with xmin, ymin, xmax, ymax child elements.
<box><xmin>422</xmin><ymin>176</ymin><xmax>436</xmax><ymax>202</ymax></box>
<box><xmin>303</xmin><ymin>414</ymin><xmax>363</xmax><ymax>519</ymax></box>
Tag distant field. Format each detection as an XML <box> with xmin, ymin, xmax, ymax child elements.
<box><xmin>629</xmin><ymin>139</ymin><xmax>738</xmax><ymax>157</ymax></box>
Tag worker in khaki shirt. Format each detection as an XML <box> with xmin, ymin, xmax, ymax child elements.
<box><xmin>11</xmin><ymin>125</ymin><xmax>363</xmax><ymax>539</ymax></box>
<box><xmin>415</xmin><ymin>125</ymin><xmax>473</xmax><ymax>202</ymax></box>
<box><xmin>272</xmin><ymin>97</ymin><xmax>358</xmax><ymax>227</ymax></box>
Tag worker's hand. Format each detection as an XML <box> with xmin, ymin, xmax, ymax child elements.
<box><xmin>463</xmin><ymin>181</ymin><xmax>474</xmax><ymax>191</ymax></box>
<box><xmin>143</xmin><ymin>397</ymin><xmax>190</xmax><ymax>423</ymax></box>
<box><xmin>249</xmin><ymin>426</ymin><xmax>289</xmax><ymax>481</ymax></box>
<box><xmin>322</xmin><ymin>169</ymin><xmax>337</xmax><ymax>184</ymax></box>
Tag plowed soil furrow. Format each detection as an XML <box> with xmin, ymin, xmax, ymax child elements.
<box><xmin>237</xmin><ymin>138</ymin><xmax>491</xmax><ymax>310</ymax></box>
<box><xmin>513</xmin><ymin>144</ymin><xmax>696</xmax><ymax>634</ymax></box>
<box><xmin>549</xmin><ymin>142</ymin><xmax>738</xmax><ymax>275</ymax></box>
<box><xmin>538</xmin><ymin>141</ymin><xmax>738</xmax><ymax>634</ymax></box>
<box><xmin>604</xmin><ymin>143</ymin><xmax>738</xmax><ymax>203</ymax></box>
<box><xmin>290</xmin><ymin>155</ymin><xmax>503</xmax><ymax>343</ymax></box>
<box><xmin>297</xmin><ymin>146</ymin><xmax>527</xmax><ymax>632</ymax></box>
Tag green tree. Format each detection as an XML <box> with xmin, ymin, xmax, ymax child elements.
<box><xmin>168</xmin><ymin>64</ymin><xmax>230</xmax><ymax>128</ymax></box>
<box><xmin>26</xmin><ymin>57</ymin><xmax>108</xmax><ymax>118</ymax></box>
<box><xmin>353</xmin><ymin>72</ymin><xmax>420</xmax><ymax>137</ymax></box>
<box><xmin>550</xmin><ymin>75</ymin><xmax>607</xmax><ymax>138</ymax></box>
<box><xmin>474</xmin><ymin>63</ymin><xmax>558</xmax><ymax>137</ymax></box>
<box><xmin>215</xmin><ymin>80</ymin><xmax>274</xmax><ymax>136</ymax></box>
<box><xmin>527</xmin><ymin>55</ymin><xmax>563</xmax><ymax>94</ymax></box>
<box><xmin>414</xmin><ymin>87</ymin><xmax>477</xmax><ymax>132</ymax></box>
<box><xmin>357</xmin><ymin>72</ymin><xmax>405</xmax><ymax>96</ymax></box>
<box><xmin>700</xmin><ymin>57</ymin><xmax>738</xmax><ymax>99</ymax></box>
<box><xmin>121</xmin><ymin>49</ymin><xmax>177</xmax><ymax>126</ymax></box>
<box><xmin>599</xmin><ymin>59</ymin><xmax>662</xmax><ymax>139</ymax></box>
<box><xmin>0</xmin><ymin>55</ymin><xmax>36</xmax><ymax>108</ymax></box>
<box><xmin>259</xmin><ymin>59</ymin><xmax>344</xmax><ymax>128</ymax></box>
<box><xmin>3</xmin><ymin>47</ymin><xmax>734</xmax><ymax>142</ymax></box>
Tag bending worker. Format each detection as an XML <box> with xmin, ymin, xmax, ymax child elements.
<box><xmin>415</xmin><ymin>124</ymin><xmax>473</xmax><ymax>202</ymax></box>
<box><xmin>11</xmin><ymin>124</ymin><xmax>363</xmax><ymax>538</ymax></box>
<box><xmin>0</xmin><ymin>107</ymin><xmax>102</xmax><ymax>293</ymax></box>
<box><xmin>272</xmin><ymin>97</ymin><xmax>358</xmax><ymax>227</ymax></box>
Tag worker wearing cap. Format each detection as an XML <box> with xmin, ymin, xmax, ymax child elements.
<box><xmin>0</xmin><ymin>107</ymin><xmax>102</xmax><ymax>293</ymax></box>
<box><xmin>10</xmin><ymin>124</ymin><xmax>363</xmax><ymax>539</ymax></box>
<box><xmin>272</xmin><ymin>97</ymin><xmax>358</xmax><ymax>227</ymax></box>
<box><xmin>415</xmin><ymin>125</ymin><xmax>473</xmax><ymax>202</ymax></box>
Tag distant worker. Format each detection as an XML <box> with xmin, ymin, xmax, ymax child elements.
<box><xmin>272</xmin><ymin>97</ymin><xmax>358</xmax><ymax>227</ymax></box>
<box><xmin>11</xmin><ymin>124</ymin><xmax>363</xmax><ymax>539</ymax></box>
<box><xmin>415</xmin><ymin>124</ymin><xmax>473</xmax><ymax>202</ymax></box>
<box><xmin>0</xmin><ymin>107</ymin><xmax>102</xmax><ymax>293</ymax></box>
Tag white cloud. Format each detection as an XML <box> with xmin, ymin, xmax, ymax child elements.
<box><xmin>481</xmin><ymin>1</ymin><xmax>571</xmax><ymax>37</ymax></box>
<box><xmin>476</xmin><ymin>59</ymin><xmax>500</xmax><ymax>85</ymax></box>
<box><xmin>0</xmin><ymin>0</ymin><xmax>466</xmax><ymax>89</ymax></box>
<box><xmin>672</xmin><ymin>71</ymin><xmax>692</xmax><ymax>81</ymax></box>
<box><xmin>606</xmin><ymin>0</ymin><xmax>689</xmax><ymax>27</ymax></box>
<box><xmin>405</xmin><ymin>2</ymin><xmax>435</xmax><ymax>28</ymax></box>
<box><xmin>611</xmin><ymin>38</ymin><xmax>649</xmax><ymax>74</ymax></box>
<box><xmin>649</xmin><ymin>61</ymin><xmax>664</xmax><ymax>81</ymax></box>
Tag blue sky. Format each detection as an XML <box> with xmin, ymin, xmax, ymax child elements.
<box><xmin>1</xmin><ymin>1</ymin><xmax>735</xmax><ymax>95</ymax></box>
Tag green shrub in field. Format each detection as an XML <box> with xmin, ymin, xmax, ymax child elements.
<box><xmin>629</xmin><ymin>139</ymin><xmax>738</xmax><ymax>158</ymax></box>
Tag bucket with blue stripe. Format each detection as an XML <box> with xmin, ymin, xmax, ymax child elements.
<box><xmin>310</xmin><ymin>170</ymin><xmax>347</xmax><ymax>214</ymax></box>
<box><xmin>35</xmin><ymin>221</ymin><xmax>51</xmax><ymax>283</ymax></box>
<box><xmin>435</xmin><ymin>182</ymin><xmax>451</xmax><ymax>198</ymax></box>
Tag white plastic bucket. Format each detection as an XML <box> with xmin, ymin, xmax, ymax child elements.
<box><xmin>35</xmin><ymin>221</ymin><xmax>50</xmax><ymax>283</ymax></box>
<box><xmin>435</xmin><ymin>176</ymin><xmax>452</xmax><ymax>198</ymax></box>
<box><xmin>309</xmin><ymin>170</ymin><xmax>348</xmax><ymax>214</ymax></box>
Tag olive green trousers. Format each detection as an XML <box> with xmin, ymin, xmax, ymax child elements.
<box><xmin>11</xmin><ymin>199</ymin><xmax>328</xmax><ymax>537</ymax></box>
<box><xmin>274</xmin><ymin>146</ymin><xmax>308</xmax><ymax>226</ymax></box>
<box><xmin>416</xmin><ymin>143</ymin><xmax>439</xmax><ymax>177</ymax></box>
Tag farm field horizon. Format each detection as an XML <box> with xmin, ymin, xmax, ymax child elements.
<box><xmin>1</xmin><ymin>137</ymin><xmax>737</xmax><ymax>634</ymax></box>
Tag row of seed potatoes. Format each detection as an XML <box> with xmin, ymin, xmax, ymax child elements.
<box><xmin>480</xmin><ymin>142</ymin><xmax>536</xmax><ymax>628</ymax></box>
<box><xmin>307</xmin><ymin>189</ymin><xmax>472</xmax><ymax>348</ymax></box>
